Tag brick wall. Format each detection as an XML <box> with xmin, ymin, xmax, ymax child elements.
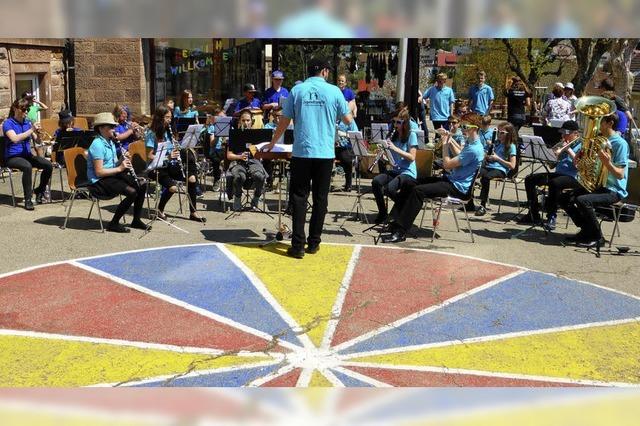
<box><xmin>74</xmin><ymin>38</ymin><xmax>149</xmax><ymax>116</ymax></box>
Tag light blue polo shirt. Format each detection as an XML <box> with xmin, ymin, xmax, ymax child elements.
<box><xmin>144</xmin><ymin>129</ymin><xmax>172</xmax><ymax>154</ymax></box>
<box><xmin>486</xmin><ymin>142</ymin><xmax>517</xmax><ymax>175</ymax></box>
<box><xmin>336</xmin><ymin>120</ymin><xmax>358</xmax><ymax>148</ymax></box>
<box><xmin>479</xmin><ymin>127</ymin><xmax>495</xmax><ymax>151</ymax></box>
<box><xmin>283</xmin><ymin>76</ymin><xmax>351</xmax><ymax>159</ymax></box>
<box><xmin>469</xmin><ymin>84</ymin><xmax>495</xmax><ymax>115</ymax></box>
<box><xmin>424</xmin><ymin>85</ymin><xmax>455</xmax><ymax>121</ymax></box>
<box><xmin>263</xmin><ymin>122</ymin><xmax>277</xmax><ymax>130</ymax></box>
<box><xmin>447</xmin><ymin>138</ymin><xmax>484</xmax><ymax>194</ymax></box>
<box><xmin>173</xmin><ymin>107</ymin><xmax>198</xmax><ymax>118</ymax></box>
<box><xmin>555</xmin><ymin>141</ymin><xmax>581</xmax><ymax>178</ymax></box>
<box><xmin>409</xmin><ymin>119</ymin><xmax>419</xmax><ymax>130</ymax></box>
<box><xmin>607</xmin><ymin>133</ymin><xmax>629</xmax><ymax>198</ymax></box>
<box><xmin>391</xmin><ymin>131</ymin><xmax>419</xmax><ymax>179</ymax></box>
<box><xmin>87</xmin><ymin>135</ymin><xmax>118</xmax><ymax>184</ymax></box>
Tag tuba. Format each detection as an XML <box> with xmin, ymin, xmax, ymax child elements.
<box><xmin>574</xmin><ymin>96</ymin><xmax>616</xmax><ymax>192</ymax></box>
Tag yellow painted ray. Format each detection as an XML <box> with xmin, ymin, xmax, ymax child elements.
<box><xmin>309</xmin><ymin>370</ymin><xmax>334</xmax><ymax>387</ymax></box>
<box><xmin>0</xmin><ymin>335</ymin><xmax>271</xmax><ymax>387</ymax></box>
<box><xmin>226</xmin><ymin>243</ymin><xmax>354</xmax><ymax>347</ymax></box>
<box><xmin>352</xmin><ymin>322</ymin><xmax>640</xmax><ymax>384</ymax></box>
<box><xmin>402</xmin><ymin>394</ymin><xmax>640</xmax><ymax>426</ymax></box>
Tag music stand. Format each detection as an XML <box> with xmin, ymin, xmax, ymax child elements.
<box><xmin>173</xmin><ymin>117</ymin><xmax>197</xmax><ymax>139</ymax></box>
<box><xmin>413</xmin><ymin>129</ymin><xmax>427</xmax><ymax>150</ymax></box>
<box><xmin>214</xmin><ymin>117</ymin><xmax>232</xmax><ymax>137</ymax></box>
<box><xmin>340</xmin><ymin>131</ymin><xmax>371</xmax><ymax>229</ymax></box>
<box><xmin>57</xmin><ymin>130</ymin><xmax>97</xmax><ymax>151</ymax></box>
<box><xmin>370</xmin><ymin>123</ymin><xmax>389</xmax><ymax>142</ymax></box>
<box><xmin>225</xmin><ymin>129</ymin><xmax>274</xmax><ymax>219</ymax></box>
<box><xmin>532</xmin><ymin>124</ymin><xmax>562</xmax><ymax>147</ymax></box>
<box><xmin>181</xmin><ymin>124</ymin><xmax>204</xmax><ymax>149</ymax></box>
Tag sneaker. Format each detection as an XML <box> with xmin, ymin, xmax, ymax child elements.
<box><xmin>286</xmin><ymin>247</ymin><xmax>305</xmax><ymax>259</ymax></box>
<box><xmin>220</xmin><ymin>192</ymin><xmax>231</xmax><ymax>202</ymax></box>
<box><xmin>24</xmin><ymin>199</ymin><xmax>35</xmax><ymax>211</ymax></box>
<box><xmin>233</xmin><ymin>197</ymin><xmax>242</xmax><ymax>211</ymax></box>
<box><xmin>212</xmin><ymin>181</ymin><xmax>221</xmax><ymax>192</ymax></box>
<box><xmin>577</xmin><ymin>237</ymin><xmax>606</xmax><ymax>248</ymax></box>
<box><xmin>474</xmin><ymin>205</ymin><xmax>487</xmax><ymax>217</ymax></box>
<box><xmin>251</xmin><ymin>196</ymin><xmax>261</xmax><ymax>210</ymax></box>
<box><xmin>195</xmin><ymin>186</ymin><xmax>204</xmax><ymax>199</ymax></box>
<box><xmin>543</xmin><ymin>215</ymin><xmax>557</xmax><ymax>231</ymax></box>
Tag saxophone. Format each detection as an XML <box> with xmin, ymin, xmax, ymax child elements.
<box><xmin>574</xmin><ymin>96</ymin><xmax>617</xmax><ymax>193</ymax></box>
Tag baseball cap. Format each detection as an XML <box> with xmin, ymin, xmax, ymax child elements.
<box><xmin>564</xmin><ymin>82</ymin><xmax>575</xmax><ymax>90</ymax></box>
<box><xmin>561</xmin><ymin>120</ymin><xmax>579</xmax><ymax>132</ymax></box>
<box><xmin>271</xmin><ymin>70</ymin><xmax>284</xmax><ymax>79</ymax></box>
<box><xmin>307</xmin><ymin>56</ymin><xmax>332</xmax><ymax>76</ymax></box>
<box><xmin>243</xmin><ymin>83</ymin><xmax>257</xmax><ymax>92</ymax></box>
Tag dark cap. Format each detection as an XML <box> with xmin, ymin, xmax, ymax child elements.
<box><xmin>561</xmin><ymin>120</ymin><xmax>580</xmax><ymax>131</ymax></box>
<box><xmin>271</xmin><ymin>70</ymin><xmax>285</xmax><ymax>79</ymax></box>
<box><xmin>58</xmin><ymin>110</ymin><xmax>73</xmax><ymax>121</ymax></box>
<box><xmin>307</xmin><ymin>56</ymin><xmax>332</xmax><ymax>76</ymax></box>
<box><xmin>243</xmin><ymin>83</ymin><xmax>257</xmax><ymax>92</ymax></box>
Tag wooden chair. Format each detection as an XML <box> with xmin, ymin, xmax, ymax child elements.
<box><xmin>74</xmin><ymin>117</ymin><xmax>89</xmax><ymax>130</ymax></box>
<box><xmin>415</xmin><ymin>149</ymin><xmax>434</xmax><ymax>181</ymax></box>
<box><xmin>61</xmin><ymin>147</ymin><xmax>112</xmax><ymax>232</ymax></box>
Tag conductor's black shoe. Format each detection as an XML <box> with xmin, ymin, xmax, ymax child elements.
<box><xmin>24</xmin><ymin>200</ymin><xmax>35</xmax><ymax>211</ymax></box>
<box><xmin>306</xmin><ymin>244</ymin><xmax>320</xmax><ymax>254</ymax></box>
<box><xmin>107</xmin><ymin>223</ymin><xmax>131</xmax><ymax>233</ymax></box>
<box><xmin>565</xmin><ymin>230</ymin><xmax>589</xmax><ymax>243</ymax></box>
<box><xmin>384</xmin><ymin>231</ymin><xmax>406</xmax><ymax>243</ymax></box>
<box><xmin>517</xmin><ymin>212</ymin><xmax>541</xmax><ymax>225</ymax></box>
<box><xmin>129</xmin><ymin>220</ymin><xmax>149</xmax><ymax>230</ymax></box>
<box><xmin>577</xmin><ymin>237</ymin><xmax>606</xmax><ymax>248</ymax></box>
<box><xmin>374</xmin><ymin>212</ymin><xmax>388</xmax><ymax>225</ymax></box>
<box><xmin>286</xmin><ymin>247</ymin><xmax>305</xmax><ymax>259</ymax></box>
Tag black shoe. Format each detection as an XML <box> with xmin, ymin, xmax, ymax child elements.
<box><xmin>306</xmin><ymin>244</ymin><xmax>320</xmax><ymax>254</ymax></box>
<box><xmin>189</xmin><ymin>214</ymin><xmax>207</xmax><ymax>223</ymax></box>
<box><xmin>24</xmin><ymin>200</ymin><xmax>35</xmax><ymax>211</ymax></box>
<box><xmin>374</xmin><ymin>212</ymin><xmax>388</xmax><ymax>225</ymax></box>
<box><xmin>384</xmin><ymin>230</ymin><xmax>406</xmax><ymax>243</ymax></box>
<box><xmin>474</xmin><ymin>205</ymin><xmax>487</xmax><ymax>216</ymax></box>
<box><xmin>286</xmin><ymin>247</ymin><xmax>305</xmax><ymax>259</ymax></box>
<box><xmin>35</xmin><ymin>190</ymin><xmax>44</xmax><ymax>204</ymax></box>
<box><xmin>517</xmin><ymin>212</ymin><xmax>541</xmax><ymax>225</ymax></box>
<box><xmin>565</xmin><ymin>230</ymin><xmax>589</xmax><ymax>243</ymax></box>
<box><xmin>577</xmin><ymin>237</ymin><xmax>606</xmax><ymax>248</ymax></box>
<box><xmin>343</xmin><ymin>185</ymin><xmax>352</xmax><ymax>192</ymax></box>
<box><xmin>129</xmin><ymin>220</ymin><xmax>149</xmax><ymax>230</ymax></box>
<box><xmin>107</xmin><ymin>223</ymin><xmax>131</xmax><ymax>233</ymax></box>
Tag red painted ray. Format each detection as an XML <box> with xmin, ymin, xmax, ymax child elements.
<box><xmin>0</xmin><ymin>389</ymin><xmax>272</xmax><ymax>419</ymax></box>
<box><xmin>331</xmin><ymin>247</ymin><xmax>520</xmax><ymax>347</ymax></box>
<box><xmin>260</xmin><ymin>368</ymin><xmax>302</xmax><ymax>387</ymax></box>
<box><xmin>0</xmin><ymin>264</ymin><xmax>287</xmax><ymax>353</ymax></box>
<box><xmin>345</xmin><ymin>366</ymin><xmax>585</xmax><ymax>387</ymax></box>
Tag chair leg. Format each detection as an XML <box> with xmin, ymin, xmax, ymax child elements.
<box><xmin>62</xmin><ymin>189</ymin><xmax>77</xmax><ymax>229</ymax></box>
<box><xmin>8</xmin><ymin>170</ymin><xmax>16</xmax><ymax>207</ymax></box>
<box><xmin>96</xmin><ymin>199</ymin><xmax>105</xmax><ymax>233</ymax></box>
<box><xmin>609</xmin><ymin>207</ymin><xmax>621</xmax><ymax>248</ymax></box>
<box><xmin>514</xmin><ymin>180</ymin><xmax>521</xmax><ymax>211</ymax></box>
<box><xmin>461</xmin><ymin>204</ymin><xmax>475</xmax><ymax>243</ymax></box>
<box><xmin>87</xmin><ymin>199</ymin><xmax>94</xmax><ymax>219</ymax></box>
<box><xmin>58</xmin><ymin>168</ymin><xmax>65</xmax><ymax>202</ymax></box>
<box><xmin>451</xmin><ymin>203</ymin><xmax>460</xmax><ymax>232</ymax></box>
<box><xmin>431</xmin><ymin>201</ymin><xmax>443</xmax><ymax>243</ymax></box>
<box><xmin>419</xmin><ymin>201</ymin><xmax>428</xmax><ymax>229</ymax></box>
<box><xmin>497</xmin><ymin>180</ymin><xmax>506</xmax><ymax>214</ymax></box>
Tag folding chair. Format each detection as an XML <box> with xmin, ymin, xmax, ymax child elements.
<box><xmin>0</xmin><ymin>138</ymin><xmax>18</xmax><ymax>207</ymax></box>
<box><xmin>495</xmin><ymin>146</ymin><xmax>524</xmax><ymax>213</ymax></box>
<box><xmin>419</xmin><ymin>167</ymin><xmax>482</xmax><ymax>243</ymax></box>
<box><xmin>61</xmin><ymin>147</ymin><xmax>114</xmax><ymax>232</ymax></box>
<box><xmin>596</xmin><ymin>166</ymin><xmax>640</xmax><ymax>248</ymax></box>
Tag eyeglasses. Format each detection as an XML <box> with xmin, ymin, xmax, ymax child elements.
<box><xmin>18</xmin><ymin>108</ymin><xmax>28</xmax><ymax>112</ymax></box>
<box><xmin>393</xmin><ymin>119</ymin><xmax>405</xmax><ymax>125</ymax></box>
<box><xmin>460</xmin><ymin>124</ymin><xmax>478</xmax><ymax>130</ymax></box>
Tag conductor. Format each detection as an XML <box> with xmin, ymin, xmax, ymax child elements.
<box><xmin>265</xmin><ymin>57</ymin><xmax>353</xmax><ymax>259</ymax></box>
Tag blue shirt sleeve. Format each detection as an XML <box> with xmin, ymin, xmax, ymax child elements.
<box><xmin>448</xmin><ymin>87</ymin><xmax>456</xmax><ymax>104</ymax></box>
<box><xmin>88</xmin><ymin>139</ymin><xmax>106</xmax><ymax>160</ymax></box>
<box><xmin>489</xmin><ymin>86</ymin><xmax>495</xmax><ymax>102</ymax></box>
<box><xmin>407</xmin><ymin>131</ymin><xmax>418</xmax><ymax>148</ymax></box>
<box><xmin>508</xmin><ymin>143</ymin><xmax>517</xmax><ymax>157</ymax></box>
<box><xmin>282</xmin><ymin>93</ymin><xmax>294</xmax><ymax>119</ymax></box>
<box><xmin>612</xmin><ymin>137</ymin><xmax>629</xmax><ymax>166</ymax></box>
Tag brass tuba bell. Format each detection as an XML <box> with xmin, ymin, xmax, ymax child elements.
<box><xmin>574</xmin><ymin>96</ymin><xmax>617</xmax><ymax>192</ymax></box>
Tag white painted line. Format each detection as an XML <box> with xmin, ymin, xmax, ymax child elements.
<box><xmin>296</xmin><ymin>367</ymin><xmax>314</xmax><ymax>387</ymax></box>
<box><xmin>90</xmin><ymin>359</ymin><xmax>282</xmax><ymax>387</ymax></box>
<box><xmin>339</xmin><ymin>317</ymin><xmax>640</xmax><ymax>360</ymax></box>
<box><xmin>247</xmin><ymin>364</ymin><xmax>296</xmax><ymax>387</ymax></box>
<box><xmin>74</xmin><ymin>242</ymin><xmax>217</xmax><ymax>263</ymax></box>
<box><xmin>330</xmin><ymin>366</ymin><xmax>392</xmax><ymax>388</ymax></box>
<box><xmin>340</xmin><ymin>362</ymin><xmax>640</xmax><ymax>388</ymax></box>
<box><xmin>320</xmin><ymin>368</ymin><xmax>345</xmax><ymax>387</ymax></box>
<box><xmin>331</xmin><ymin>269</ymin><xmax>527</xmax><ymax>353</ymax></box>
<box><xmin>320</xmin><ymin>245</ymin><xmax>361</xmax><ymax>351</ymax></box>
<box><xmin>217</xmin><ymin>243</ymin><xmax>316</xmax><ymax>350</ymax></box>
<box><xmin>70</xmin><ymin>261</ymin><xmax>303</xmax><ymax>352</ymax></box>
<box><xmin>0</xmin><ymin>328</ymin><xmax>284</xmax><ymax>362</ymax></box>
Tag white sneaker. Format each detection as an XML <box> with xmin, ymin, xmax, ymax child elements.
<box><xmin>251</xmin><ymin>196</ymin><xmax>261</xmax><ymax>210</ymax></box>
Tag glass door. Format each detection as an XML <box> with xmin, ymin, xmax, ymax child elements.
<box><xmin>15</xmin><ymin>74</ymin><xmax>41</xmax><ymax>120</ymax></box>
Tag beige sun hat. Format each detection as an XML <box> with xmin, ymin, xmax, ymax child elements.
<box><xmin>93</xmin><ymin>112</ymin><xmax>118</xmax><ymax>127</ymax></box>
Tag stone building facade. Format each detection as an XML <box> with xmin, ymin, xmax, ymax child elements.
<box><xmin>0</xmin><ymin>39</ymin><xmax>66</xmax><ymax>120</ymax></box>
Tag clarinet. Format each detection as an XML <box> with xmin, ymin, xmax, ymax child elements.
<box><xmin>113</xmin><ymin>134</ymin><xmax>140</xmax><ymax>187</ymax></box>
<box><xmin>170</xmin><ymin>137</ymin><xmax>186</xmax><ymax>180</ymax></box>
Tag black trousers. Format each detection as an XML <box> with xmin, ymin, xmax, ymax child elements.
<box><xmin>335</xmin><ymin>146</ymin><xmax>354</xmax><ymax>188</ymax></box>
<box><xmin>153</xmin><ymin>162</ymin><xmax>199</xmax><ymax>214</ymax></box>
<box><xmin>508</xmin><ymin>115</ymin><xmax>526</xmax><ymax>135</ymax></box>
<box><xmin>478</xmin><ymin>167</ymin><xmax>506</xmax><ymax>206</ymax></box>
<box><xmin>289</xmin><ymin>157</ymin><xmax>333</xmax><ymax>250</ymax></box>
<box><xmin>90</xmin><ymin>173</ymin><xmax>147</xmax><ymax>224</ymax></box>
<box><xmin>5</xmin><ymin>155</ymin><xmax>53</xmax><ymax>200</ymax></box>
<box><xmin>524</xmin><ymin>172</ymin><xmax>581</xmax><ymax>217</ymax></box>
<box><xmin>206</xmin><ymin>150</ymin><xmax>225</xmax><ymax>182</ymax></box>
<box><xmin>395</xmin><ymin>176</ymin><xmax>465</xmax><ymax>232</ymax></box>
<box><xmin>559</xmin><ymin>186</ymin><xmax>621</xmax><ymax>239</ymax></box>
<box><xmin>372</xmin><ymin>172</ymin><xmax>416</xmax><ymax>215</ymax></box>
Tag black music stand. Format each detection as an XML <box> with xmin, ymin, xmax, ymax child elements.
<box><xmin>340</xmin><ymin>131</ymin><xmax>371</xmax><ymax>229</ymax></box>
<box><xmin>57</xmin><ymin>130</ymin><xmax>97</xmax><ymax>151</ymax></box>
<box><xmin>225</xmin><ymin>129</ymin><xmax>274</xmax><ymax>219</ymax></box>
<box><xmin>532</xmin><ymin>124</ymin><xmax>562</xmax><ymax>147</ymax></box>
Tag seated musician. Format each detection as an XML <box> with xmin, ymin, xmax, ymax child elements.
<box><xmin>478</xmin><ymin>114</ymin><xmax>495</xmax><ymax>151</ymax></box>
<box><xmin>371</xmin><ymin>108</ymin><xmax>418</xmax><ymax>224</ymax></box>
<box><xmin>201</xmin><ymin>108</ymin><xmax>227</xmax><ymax>192</ymax></box>
<box><xmin>226</xmin><ymin>109</ymin><xmax>268</xmax><ymax>211</ymax></box>
<box><xmin>113</xmin><ymin>104</ymin><xmax>140</xmax><ymax>152</ymax></box>
<box><xmin>87</xmin><ymin>112</ymin><xmax>149</xmax><ymax>233</ymax></box>
<box><xmin>385</xmin><ymin>112</ymin><xmax>485</xmax><ymax>243</ymax></box>
<box><xmin>174</xmin><ymin>90</ymin><xmax>199</xmax><ymax>121</ymax></box>
<box><xmin>559</xmin><ymin>113</ymin><xmax>629</xmax><ymax>247</ymax></box>
<box><xmin>3</xmin><ymin>98</ymin><xmax>53</xmax><ymax>209</ymax></box>
<box><xmin>234</xmin><ymin>84</ymin><xmax>262</xmax><ymax>113</ymax></box>
<box><xmin>52</xmin><ymin>110</ymin><xmax>82</xmax><ymax>168</ymax></box>
<box><xmin>519</xmin><ymin>120</ymin><xmax>582</xmax><ymax>229</ymax></box>
<box><xmin>263</xmin><ymin>107</ymin><xmax>282</xmax><ymax>130</ymax></box>
<box><xmin>334</xmin><ymin>116</ymin><xmax>359</xmax><ymax>192</ymax></box>
<box><xmin>468</xmin><ymin>122</ymin><xmax>518</xmax><ymax>216</ymax></box>
<box><xmin>144</xmin><ymin>106</ymin><xmax>205</xmax><ymax>223</ymax></box>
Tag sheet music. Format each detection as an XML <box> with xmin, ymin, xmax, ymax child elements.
<box><xmin>254</xmin><ymin>142</ymin><xmax>292</xmax><ymax>153</ymax></box>
<box><xmin>180</xmin><ymin>124</ymin><xmax>203</xmax><ymax>148</ymax></box>
<box><xmin>371</xmin><ymin>123</ymin><xmax>389</xmax><ymax>142</ymax></box>
<box><xmin>214</xmin><ymin>117</ymin><xmax>232</xmax><ymax>137</ymax></box>
<box><xmin>147</xmin><ymin>142</ymin><xmax>169</xmax><ymax>171</ymax></box>
<box><xmin>349</xmin><ymin>131</ymin><xmax>368</xmax><ymax>157</ymax></box>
